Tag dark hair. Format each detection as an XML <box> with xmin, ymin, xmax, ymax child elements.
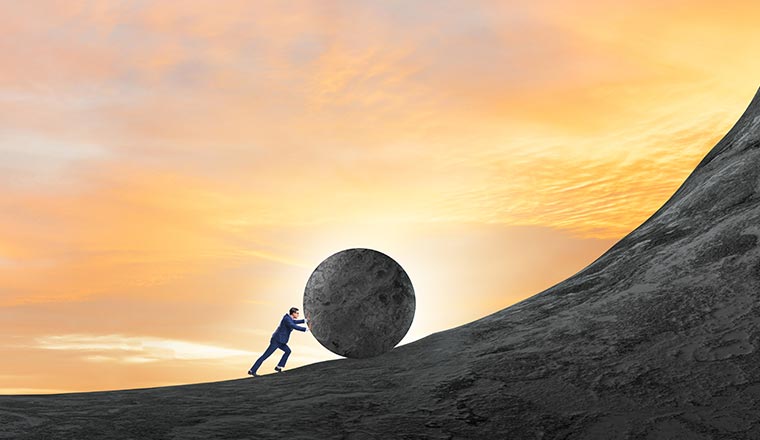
<box><xmin>289</xmin><ymin>307</ymin><xmax>299</xmax><ymax>315</ymax></box>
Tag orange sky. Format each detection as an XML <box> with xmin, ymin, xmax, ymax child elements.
<box><xmin>2</xmin><ymin>0</ymin><xmax>759</xmax><ymax>394</ymax></box>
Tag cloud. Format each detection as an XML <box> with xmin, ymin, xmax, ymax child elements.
<box><xmin>1</xmin><ymin>0</ymin><xmax>757</xmax><ymax>240</ymax></box>
<box><xmin>35</xmin><ymin>334</ymin><xmax>254</xmax><ymax>363</ymax></box>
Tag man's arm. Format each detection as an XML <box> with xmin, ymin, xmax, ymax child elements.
<box><xmin>286</xmin><ymin>315</ymin><xmax>307</xmax><ymax>332</ymax></box>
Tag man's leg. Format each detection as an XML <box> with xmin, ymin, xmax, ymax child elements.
<box><xmin>249</xmin><ymin>340</ymin><xmax>279</xmax><ymax>374</ymax></box>
<box><xmin>276</xmin><ymin>343</ymin><xmax>291</xmax><ymax>369</ymax></box>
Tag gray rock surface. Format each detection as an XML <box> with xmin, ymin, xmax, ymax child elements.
<box><xmin>2</xmin><ymin>88</ymin><xmax>760</xmax><ymax>439</ymax></box>
<box><xmin>303</xmin><ymin>248</ymin><xmax>415</xmax><ymax>358</ymax></box>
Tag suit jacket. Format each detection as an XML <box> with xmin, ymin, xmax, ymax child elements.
<box><xmin>271</xmin><ymin>314</ymin><xmax>306</xmax><ymax>344</ymax></box>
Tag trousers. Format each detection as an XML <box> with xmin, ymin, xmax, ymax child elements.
<box><xmin>250</xmin><ymin>338</ymin><xmax>291</xmax><ymax>374</ymax></box>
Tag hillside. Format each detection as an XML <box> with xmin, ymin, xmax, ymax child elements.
<box><xmin>2</xmin><ymin>88</ymin><xmax>760</xmax><ymax>439</ymax></box>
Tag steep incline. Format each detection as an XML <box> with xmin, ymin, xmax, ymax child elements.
<box><xmin>2</xmin><ymin>89</ymin><xmax>760</xmax><ymax>440</ymax></box>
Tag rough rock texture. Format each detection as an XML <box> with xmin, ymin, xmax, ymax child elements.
<box><xmin>2</xmin><ymin>88</ymin><xmax>760</xmax><ymax>439</ymax></box>
<box><xmin>303</xmin><ymin>248</ymin><xmax>415</xmax><ymax>358</ymax></box>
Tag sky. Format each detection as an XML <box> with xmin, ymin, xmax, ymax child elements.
<box><xmin>1</xmin><ymin>0</ymin><xmax>759</xmax><ymax>394</ymax></box>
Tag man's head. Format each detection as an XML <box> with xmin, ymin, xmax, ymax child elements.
<box><xmin>289</xmin><ymin>307</ymin><xmax>300</xmax><ymax>318</ymax></box>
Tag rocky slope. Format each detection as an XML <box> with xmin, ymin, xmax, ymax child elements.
<box><xmin>2</xmin><ymin>88</ymin><xmax>760</xmax><ymax>439</ymax></box>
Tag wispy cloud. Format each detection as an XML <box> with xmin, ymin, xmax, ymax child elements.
<box><xmin>35</xmin><ymin>334</ymin><xmax>253</xmax><ymax>363</ymax></box>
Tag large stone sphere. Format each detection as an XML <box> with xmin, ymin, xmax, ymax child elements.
<box><xmin>303</xmin><ymin>248</ymin><xmax>415</xmax><ymax>358</ymax></box>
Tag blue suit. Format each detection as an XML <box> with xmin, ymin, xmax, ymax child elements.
<box><xmin>249</xmin><ymin>314</ymin><xmax>306</xmax><ymax>374</ymax></box>
<box><xmin>272</xmin><ymin>314</ymin><xmax>306</xmax><ymax>344</ymax></box>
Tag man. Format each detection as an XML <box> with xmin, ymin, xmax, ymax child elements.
<box><xmin>248</xmin><ymin>307</ymin><xmax>309</xmax><ymax>377</ymax></box>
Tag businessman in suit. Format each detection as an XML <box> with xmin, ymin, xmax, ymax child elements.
<box><xmin>248</xmin><ymin>307</ymin><xmax>309</xmax><ymax>376</ymax></box>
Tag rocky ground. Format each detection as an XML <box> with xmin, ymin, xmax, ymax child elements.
<box><xmin>2</xmin><ymin>89</ymin><xmax>760</xmax><ymax>439</ymax></box>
